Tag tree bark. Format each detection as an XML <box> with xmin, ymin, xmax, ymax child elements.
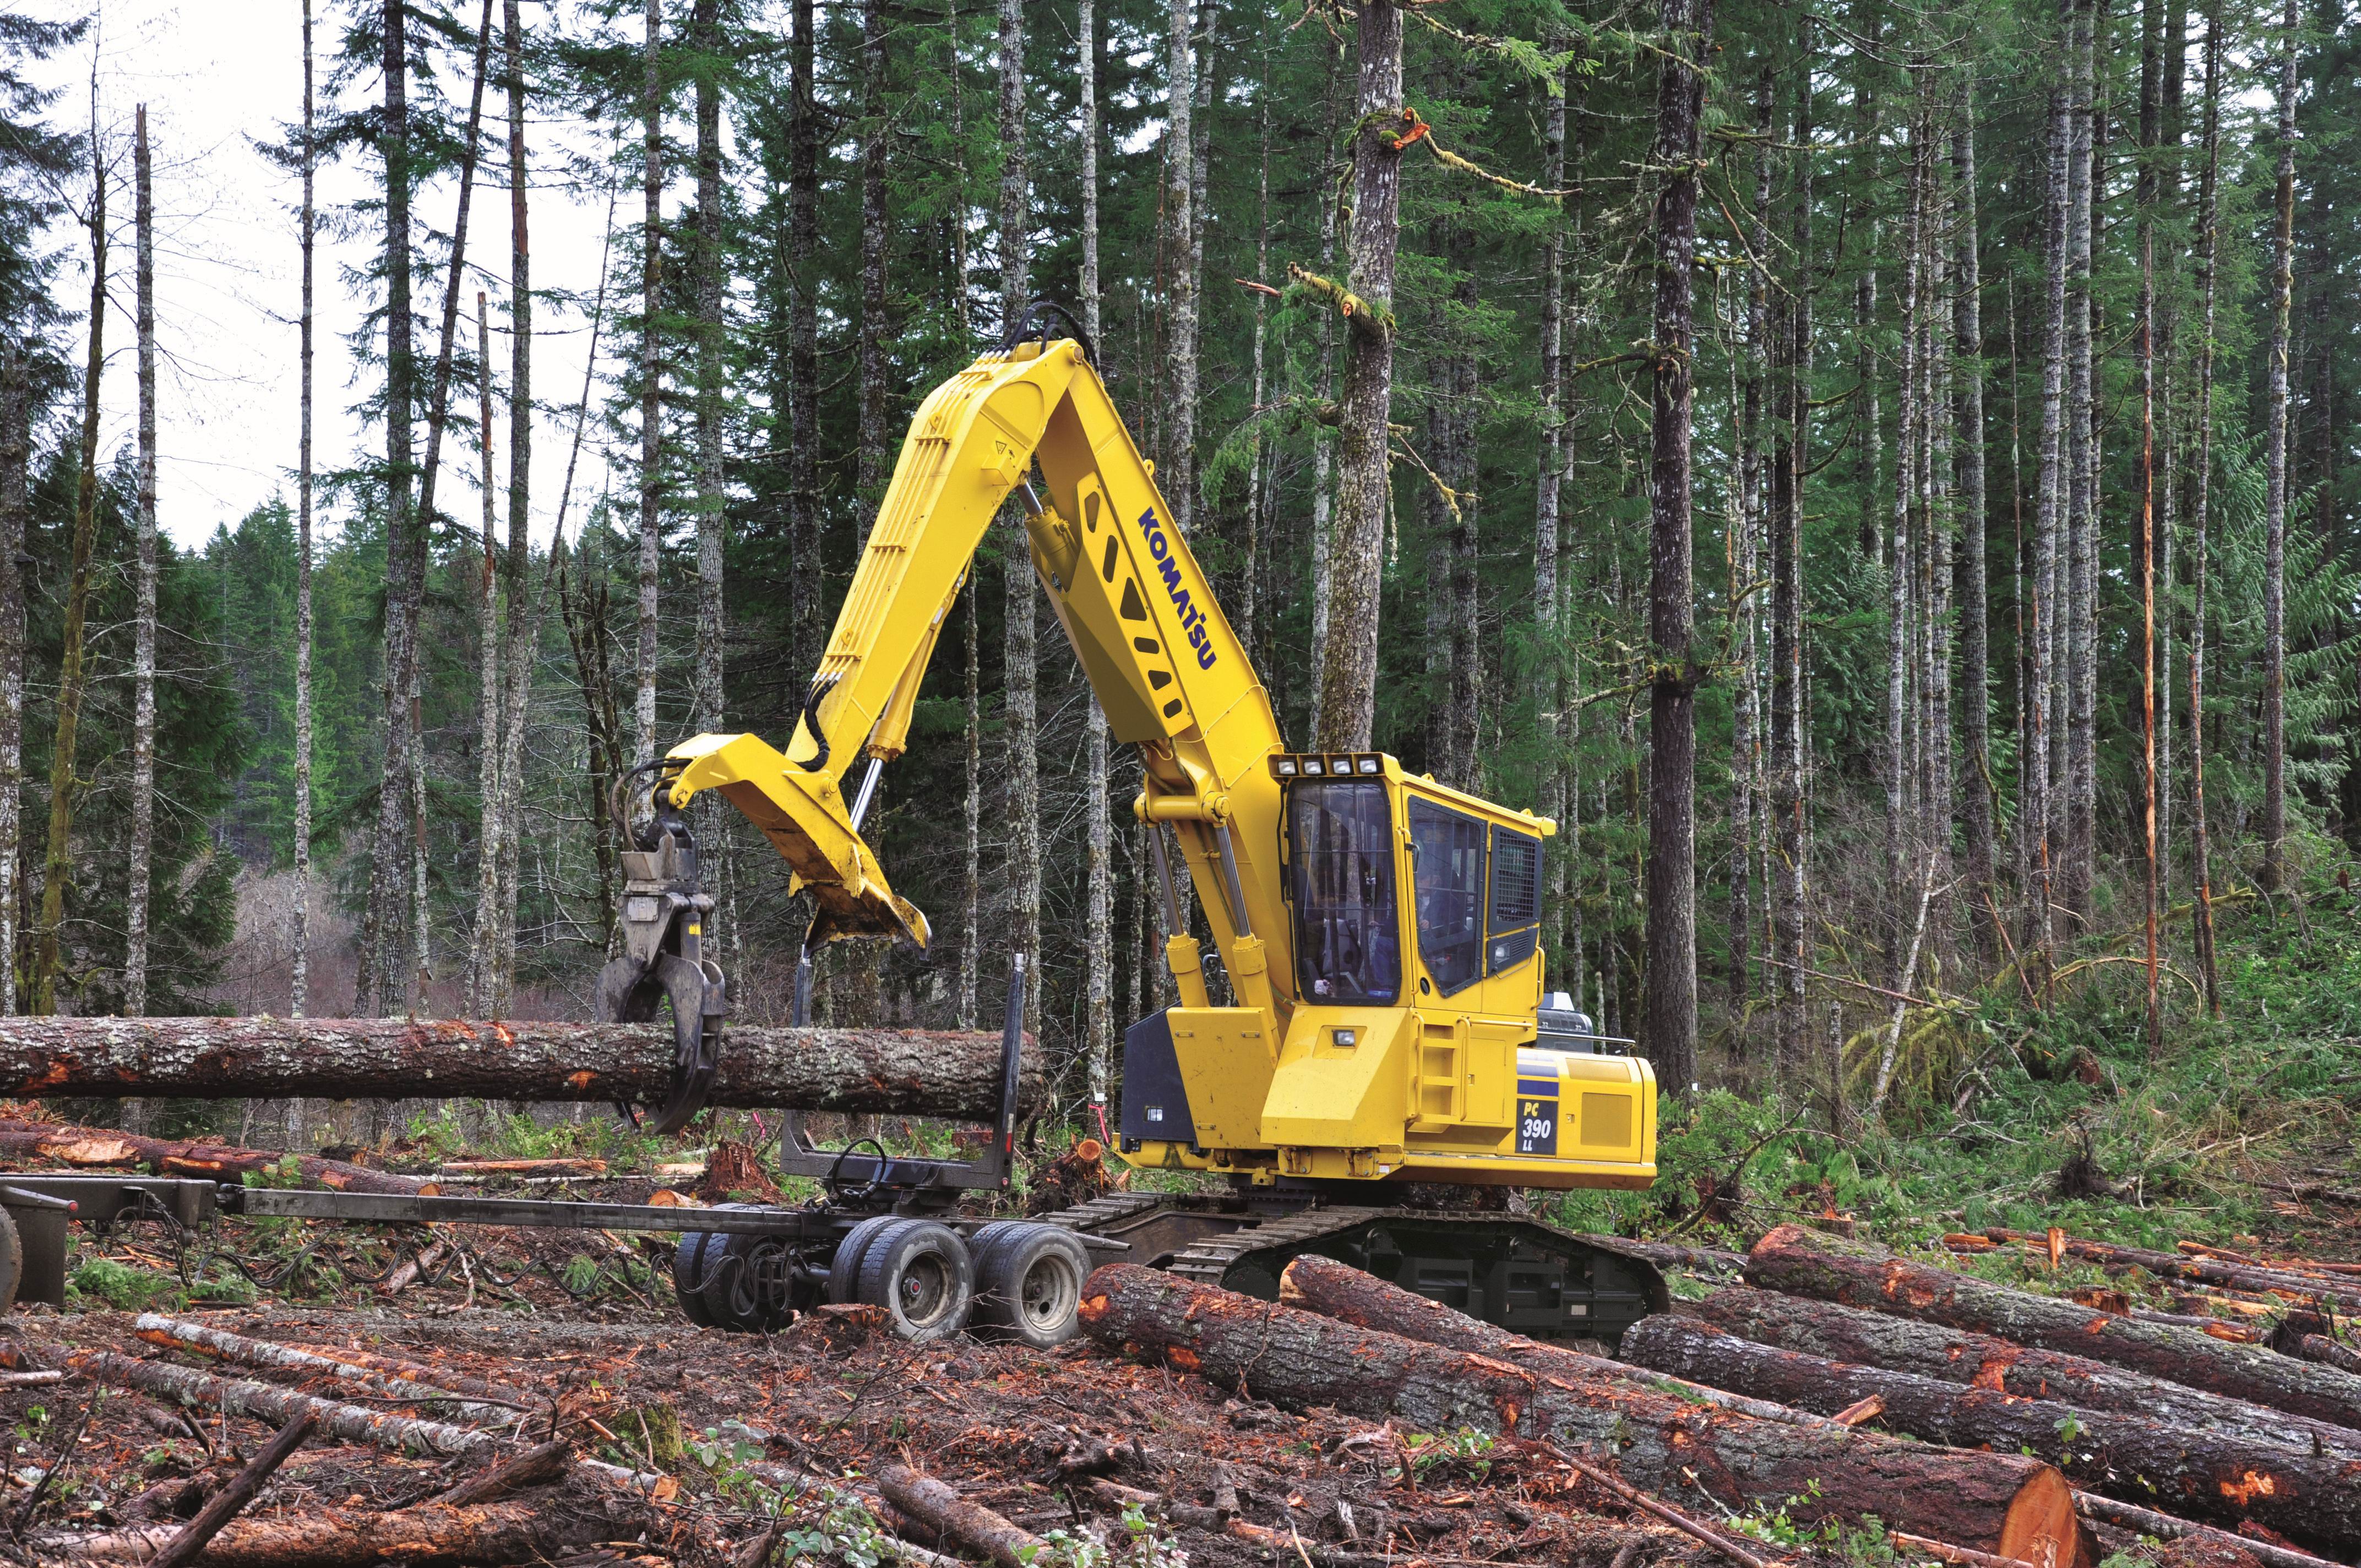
<box><xmin>1770</xmin><ymin>23</ymin><xmax>1813</xmax><ymax>1072</ymax></box>
<box><xmin>637</xmin><ymin>0</ymin><xmax>663</xmax><ymax>769</ymax></box>
<box><xmin>31</xmin><ymin>121</ymin><xmax>107</xmax><ymax>1017</ymax></box>
<box><xmin>787</xmin><ymin>0</ymin><xmax>820</xmax><ymax>682</ymax></box>
<box><xmin>998</xmin><ymin>0</ymin><xmax>1038</xmax><ymax>1036</ymax></box>
<box><xmin>489</xmin><ymin>0</ymin><xmax>535</xmax><ymax>1020</ymax></box>
<box><xmin>876</xmin><ymin>1466</ymin><xmax>1040</xmax><ymax>1568</ymax></box>
<box><xmin>1744</xmin><ymin>1224</ymin><xmax>2361</xmax><ymax>1429</ymax></box>
<box><xmin>1644</xmin><ymin>0</ymin><xmax>1710</xmax><ymax>1094</ymax></box>
<box><xmin>39</xmin><ymin>1499</ymin><xmax>611</xmax><ymax>1568</ymax></box>
<box><xmin>0</xmin><ymin>1019</ymin><xmax>1041</xmax><ymax>1119</ymax></box>
<box><xmin>293</xmin><ymin>0</ymin><xmax>317</xmax><ymax>1027</ymax></box>
<box><xmin>694</xmin><ymin>0</ymin><xmax>725</xmax><ymax>746</ymax></box>
<box><xmin>2187</xmin><ymin>0</ymin><xmax>2220</xmax><ymax>1010</ymax></box>
<box><xmin>1980</xmin><ymin>1228</ymin><xmax>2361</xmax><ymax>1311</ymax></box>
<box><xmin>2060</xmin><ymin>0</ymin><xmax>2097</xmax><ymax>924</ymax></box>
<box><xmin>0</xmin><ymin>342</ymin><xmax>26</xmax><ymax>1020</ymax></box>
<box><xmin>1080</xmin><ymin>0</ymin><xmax>1111</xmax><ymax>1118</ymax></box>
<box><xmin>1624</xmin><ymin>1315</ymin><xmax>2361</xmax><ymax>1553</ymax></box>
<box><xmin>1952</xmin><ymin>86</ymin><xmax>1994</xmax><ymax>959</ymax></box>
<box><xmin>2260</xmin><ymin>0</ymin><xmax>2295</xmax><ymax>892</ymax></box>
<box><xmin>1312</xmin><ymin>0</ymin><xmax>1403</xmax><ymax>751</ymax></box>
<box><xmin>126</xmin><ymin>105</ymin><xmax>157</xmax><ymax>1021</ymax></box>
<box><xmin>472</xmin><ymin>292</ymin><xmax>500</xmax><ymax>1019</ymax></box>
<box><xmin>0</xmin><ymin>1117</ymin><xmax>426</xmax><ymax>1194</ymax></box>
<box><xmin>1077</xmin><ymin>1264</ymin><xmax>2087</xmax><ymax>1567</ymax></box>
<box><xmin>1685</xmin><ymin>1286</ymin><xmax>2361</xmax><ymax>1461</ymax></box>
<box><xmin>133</xmin><ymin>1316</ymin><xmax>520</xmax><ymax>1428</ymax></box>
<box><xmin>2023</xmin><ymin>0</ymin><xmax>2071</xmax><ymax>961</ymax></box>
<box><xmin>359</xmin><ymin>0</ymin><xmax>415</xmax><ymax>1017</ymax></box>
<box><xmin>1162</xmin><ymin>0</ymin><xmax>1195</xmax><ymax>536</ymax></box>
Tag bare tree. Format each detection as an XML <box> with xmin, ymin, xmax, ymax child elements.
<box><xmin>2260</xmin><ymin>0</ymin><xmax>2295</xmax><ymax>892</ymax></box>
<box><xmin>489</xmin><ymin>0</ymin><xmax>535</xmax><ymax>1017</ymax></box>
<box><xmin>472</xmin><ymin>290</ymin><xmax>499</xmax><ymax>1016</ymax></box>
<box><xmin>1643</xmin><ymin>0</ymin><xmax>1712</xmax><ymax>1092</ymax></box>
<box><xmin>637</xmin><ymin>0</ymin><xmax>663</xmax><ymax>767</ymax></box>
<box><xmin>292</xmin><ymin>0</ymin><xmax>317</xmax><ymax>1027</ymax></box>
<box><xmin>1080</xmin><ymin>0</ymin><xmax>1113</xmax><ymax>1114</ymax></box>
<box><xmin>1770</xmin><ymin>15</ymin><xmax>1814</xmax><ymax>1073</ymax></box>
<box><xmin>0</xmin><ymin>344</ymin><xmax>28</xmax><ymax>1020</ymax></box>
<box><xmin>2188</xmin><ymin>0</ymin><xmax>2221</xmax><ymax>1011</ymax></box>
<box><xmin>788</xmin><ymin>0</ymin><xmax>819</xmax><ymax>679</ymax></box>
<box><xmin>125</xmin><ymin>105</ymin><xmax>157</xmax><ymax>1019</ymax></box>
<box><xmin>2023</xmin><ymin>0</ymin><xmax>2072</xmax><ymax>965</ymax></box>
<box><xmin>1000</xmin><ymin>0</ymin><xmax>1039</xmax><ymax>1028</ymax></box>
<box><xmin>694</xmin><ymin>0</ymin><xmax>725</xmax><ymax>739</ymax></box>
<box><xmin>1312</xmin><ymin>0</ymin><xmax>1404</xmax><ymax>750</ymax></box>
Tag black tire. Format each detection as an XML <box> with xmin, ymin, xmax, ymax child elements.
<box><xmin>828</xmin><ymin>1214</ymin><xmax>904</xmax><ymax>1305</ymax></box>
<box><xmin>671</xmin><ymin>1229</ymin><xmax>720</xmax><ymax>1329</ymax></box>
<box><xmin>0</xmin><ymin>1208</ymin><xmax>19</xmax><ymax>1315</ymax></box>
<box><xmin>854</xmin><ymin>1219</ymin><xmax>973</xmax><ymax>1341</ymax></box>
<box><xmin>700</xmin><ymin>1232</ymin><xmax>796</xmax><ymax>1333</ymax></box>
<box><xmin>969</xmin><ymin>1223</ymin><xmax>1091</xmax><ymax>1347</ymax></box>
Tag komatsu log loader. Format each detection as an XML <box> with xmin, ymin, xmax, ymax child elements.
<box><xmin>605</xmin><ymin>307</ymin><xmax>1668</xmax><ymax>1346</ymax></box>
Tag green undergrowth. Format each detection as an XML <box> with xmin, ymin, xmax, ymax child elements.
<box><xmin>1545</xmin><ymin>875</ymin><xmax>2361</xmax><ymax>1260</ymax></box>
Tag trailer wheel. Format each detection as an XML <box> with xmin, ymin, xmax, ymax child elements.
<box><xmin>827</xmin><ymin>1215</ymin><xmax>904</xmax><ymax>1306</ymax></box>
<box><xmin>0</xmin><ymin>1207</ymin><xmax>19</xmax><ymax>1315</ymax></box>
<box><xmin>969</xmin><ymin>1223</ymin><xmax>1090</xmax><ymax>1347</ymax></box>
<box><xmin>672</xmin><ymin>1230</ymin><xmax>720</xmax><ymax>1328</ymax></box>
<box><xmin>853</xmin><ymin>1219</ymin><xmax>973</xmax><ymax>1341</ymax></box>
<box><xmin>698</xmin><ymin>1231</ymin><xmax>797</xmax><ymax>1334</ymax></box>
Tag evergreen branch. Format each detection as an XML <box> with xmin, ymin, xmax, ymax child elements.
<box><xmin>1285</xmin><ymin>262</ymin><xmax>1392</xmax><ymax>339</ymax></box>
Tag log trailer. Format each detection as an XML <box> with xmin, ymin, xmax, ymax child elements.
<box><xmin>598</xmin><ymin>306</ymin><xmax>1668</xmax><ymax>1345</ymax></box>
<box><xmin>0</xmin><ymin>309</ymin><xmax>1667</xmax><ymax>1347</ymax></box>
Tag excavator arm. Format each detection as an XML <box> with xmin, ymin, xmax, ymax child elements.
<box><xmin>657</xmin><ymin>328</ymin><xmax>1290</xmax><ymax>1012</ymax></box>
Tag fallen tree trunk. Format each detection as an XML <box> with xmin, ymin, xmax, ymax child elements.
<box><xmin>1981</xmin><ymin>1229</ymin><xmax>2361</xmax><ymax>1313</ymax></box>
<box><xmin>1685</xmin><ymin>1287</ymin><xmax>2361</xmax><ymax>1461</ymax></box>
<box><xmin>0</xmin><ymin>1120</ymin><xmax>422</xmax><ymax>1195</ymax></box>
<box><xmin>1622</xmin><ymin>1314</ymin><xmax>2361</xmax><ymax>1554</ymax></box>
<box><xmin>1077</xmin><ymin>1264</ymin><xmax>2088</xmax><ymax>1568</ymax></box>
<box><xmin>132</xmin><ymin>1315</ymin><xmax>524</xmax><ymax>1428</ymax></box>
<box><xmin>2298</xmin><ymin>1334</ymin><xmax>2361</xmax><ymax>1376</ymax></box>
<box><xmin>0</xmin><ymin>1016</ymin><xmax>1038</xmax><ymax>1119</ymax></box>
<box><xmin>1744</xmin><ymin>1223</ymin><xmax>2361</xmax><ymax>1430</ymax></box>
<box><xmin>34</xmin><ymin>1497</ymin><xmax>611</xmax><ymax>1568</ymax></box>
<box><xmin>2072</xmin><ymin>1493</ymin><xmax>2346</xmax><ymax>1568</ymax></box>
<box><xmin>875</xmin><ymin>1465</ymin><xmax>1040</xmax><ymax>1568</ymax></box>
<box><xmin>1276</xmin><ymin>1254</ymin><xmax>1842</xmax><ymax>1430</ymax></box>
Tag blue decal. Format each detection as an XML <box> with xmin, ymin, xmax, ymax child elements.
<box><xmin>1136</xmin><ymin>509</ymin><xmax>1218</xmax><ymax>670</ymax></box>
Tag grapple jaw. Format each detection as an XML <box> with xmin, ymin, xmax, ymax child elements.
<box><xmin>662</xmin><ymin>732</ymin><xmax>932</xmax><ymax>951</ymax></box>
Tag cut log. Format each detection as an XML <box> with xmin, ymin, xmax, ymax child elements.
<box><xmin>1622</xmin><ymin>1314</ymin><xmax>2361</xmax><ymax>1554</ymax></box>
<box><xmin>433</xmin><ymin>1439</ymin><xmax>574</xmax><ymax>1506</ymax></box>
<box><xmin>1685</xmin><ymin>1287</ymin><xmax>2361</xmax><ymax>1461</ymax></box>
<box><xmin>874</xmin><ymin>1464</ymin><xmax>1040</xmax><ymax>1568</ymax></box>
<box><xmin>1078</xmin><ymin>1263</ymin><xmax>2088</xmax><ymax>1568</ymax></box>
<box><xmin>0</xmin><ymin>1119</ymin><xmax>423</xmax><ymax>1195</ymax></box>
<box><xmin>132</xmin><ymin>1315</ymin><xmax>525</xmax><ymax>1428</ymax></box>
<box><xmin>1566</xmin><ymin>1233</ymin><xmax>1747</xmax><ymax>1274</ymax></box>
<box><xmin>1745</xmin><ymin>1223</ymin><xmax>2361</xmax><ymax>1429</ymax></box>
<box><xmin>34</xmin><ymin>1498</ymin><xmax>611</xmax><ymax>1568</ymax></box>
<box><xmin>2071</xmin><ymin>1493</ymin><xmax>2346</xmax><ymax>1568</ymax></box>
<box><xmin>0</xmin><ymin>1016</ymin><xmax>1039</xmax><ymax>1119</ymax></box>
<box><xmin>2297</xmin><ymin>1335</ymin><xmax>2361</xmax><ymax>1376</ymax></box>
<box><xmin>1277</xmin><ymin>1253</ymin><xmax>1843</xmax><ymax>1430</ymax></box>
<box><xmin>1984</xmin><ymin>1229</ymin><xmax>2361</xmax><ymax>1312</ymax></box>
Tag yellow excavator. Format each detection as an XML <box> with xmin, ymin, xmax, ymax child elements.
<box><xmin>605</xmin><ymin>306</ymin><xmax>1666</xmax><ymax>1346</ymax></box>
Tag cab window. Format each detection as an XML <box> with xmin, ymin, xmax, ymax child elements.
<box><xmin>1410</xmin><ymin>799</ymin><xmax>1484</xmax><ymax>995</ymax></box>
<box><xmin>1286</xmin><ymin>781</ymin><xmax>1401</xmax><ymax>1005</ymax></box>
<box><xmin>1487</xmin><ymin>827</ymin><xmax>1541</xmax><ymax>976</ymax></box>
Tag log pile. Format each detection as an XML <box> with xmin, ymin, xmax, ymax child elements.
<box><xmin>0</xmin><ymin>1015</ymin><xmax>1040</xmax><ymax>1119</ymax></box>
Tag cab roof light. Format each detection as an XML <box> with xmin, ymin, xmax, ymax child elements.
<box><xmin>1302</xmin><ymin>758</ymin><xmax>1325</xmax><ymax>775</ymax></box>
<box><xmin>1356</xmin><ymin>756</ymin><xmax>1380</xmax><ymax>775</ymax></box>
<box><xmin>1274</xmin><ymin>755</ymin><xmax>1299</xmax><ymax>776</ymax></box>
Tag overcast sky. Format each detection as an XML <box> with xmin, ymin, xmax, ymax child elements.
<box><xmin>20</xmin><ymin>1</ymin><xmax>624</xmax><ymax>552</ymax></box>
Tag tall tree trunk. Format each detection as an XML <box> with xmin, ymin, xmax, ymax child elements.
<box><xmin>32</xmin><ymin>129</ymin><xmax>106</xmax><ymax>1017</ymax></box>
<box><xmin>127</xmin><ymin>106</ymin><xmax>157</xmax><ymax>1022</ymax></box>
<box><xmin>361</xmin><ymin>0</ymin><xmax>418</xmax><ymax>1017</ymax></box>
<box><xmin>858</xmin><ymin>0</ymin><xmax>890</xmax><ymax>506</ymax></box>
<box><xmin>1305</xmin><ymin>117</ymin><xmax>1340</xmax><ymax>746</ymax></box>
<box><xmin>2024</xmin><ymin>0</ymin><xmax>2072</xmax><ymax>966</ymax></box>
<box><xmin>694</xmin><ymin>0</ymin><xmax>725</xmax><ymax>741</ymax></box>
<box><xmin>1729</xmin><ymin>68</ymin><xmax>1771</xmax><ymax>1015</ymax></box>
<box><xmin>1312</xmin><ymin>0</ymin><xmax>1404</xmax><ymax>751</ymax></box>
<box><xmin>788</xmin><ymin>0</ymin><xmax>820</xmax><ymax>682</ymax></box>
<box><xmin>999</xmin><ymin>0</ymin><xmax>1038</xmax><ymax>1031</ymax></box>
<box><xmin>471</xmin><ymin>291</ymin><xmax>499</xmax><ymax>1017</ymax></box>
<box><xmin>637</xmin><ymin>0</ymin><xmax>663</xmax><ymax>768</ymax></box>
<box><xmin>960</xmin><ymin>571</ymin><xmax>979</xmax><ymax>1031</ymax></box>
<box><xmin>489</xmin><ymin>0</ymin><xmax>534</xmax><ymax>1020</ymax></box>
<box><xmin>1162</xmin><ymin>0</ymin><xmax>1196</xmax><ymax>531</ymax></box>
<box><xmin>0</xmin><ymin>345</ymin><xmax>28</xmax><ymax>1020</ymax></box>
<box><xmin>1241</xmin><ymin>39</ymin><xmax>1268</xmax><ymax>656</ymax></box>
<box><xmin>1886</xmin><ymin>111</ymin><xmax>1922</xmax><ymax>956</ymax></box>
<box><xmin>2137</xmin><ymin>0</ymin><xmax>2162</xmax><ymax>1055</ymax></box>
<box><xmin>1644</xmin><ymin>0</ymin><xmax>1710</xmax><ymax>1095</ymax></box>
<box><xmin>1952</xmin><ymin>84</ymin><xmax>1994</xmax><ymax>958</ymax></box>
<box><xmin>1081</xmin><ymin>0</ymin><xmax>1113</xmax><ymax>1107</ymax></box>
<box><xmin>2187</xmin><ymin>0</ymin><xmax>2221</xmax><ymax>1011</ymax></box>
<box><xmin>293</xmin><ymin>0</ymin><xmax>317</xmax><ymax>1028</ymax></box>
<box><xmin>1771</xmin><ymin>18</ymin><xmax>1814</xmax><ymax>1075</ymax></box>
<box><xmin>2260</xmin><ymin>0</ymin><xmax>2295</xmax><ymax>892</ymax></box>
<box><xmin>2061</xmin><ymin>0</ymin><xmax>2097</xmax><ymax>927</ymax></box>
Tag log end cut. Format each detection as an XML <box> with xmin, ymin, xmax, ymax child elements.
<box><xmin>1997</xmin><ymin>1465</ymin><xmax>2093</xmax><ymax>1568</ymax></box>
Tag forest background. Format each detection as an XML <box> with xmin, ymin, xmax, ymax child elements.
<box><xmin>0</xmin><ymin>0</ymin><xmax>2351</xmax><ymax>1226</ymax></box>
